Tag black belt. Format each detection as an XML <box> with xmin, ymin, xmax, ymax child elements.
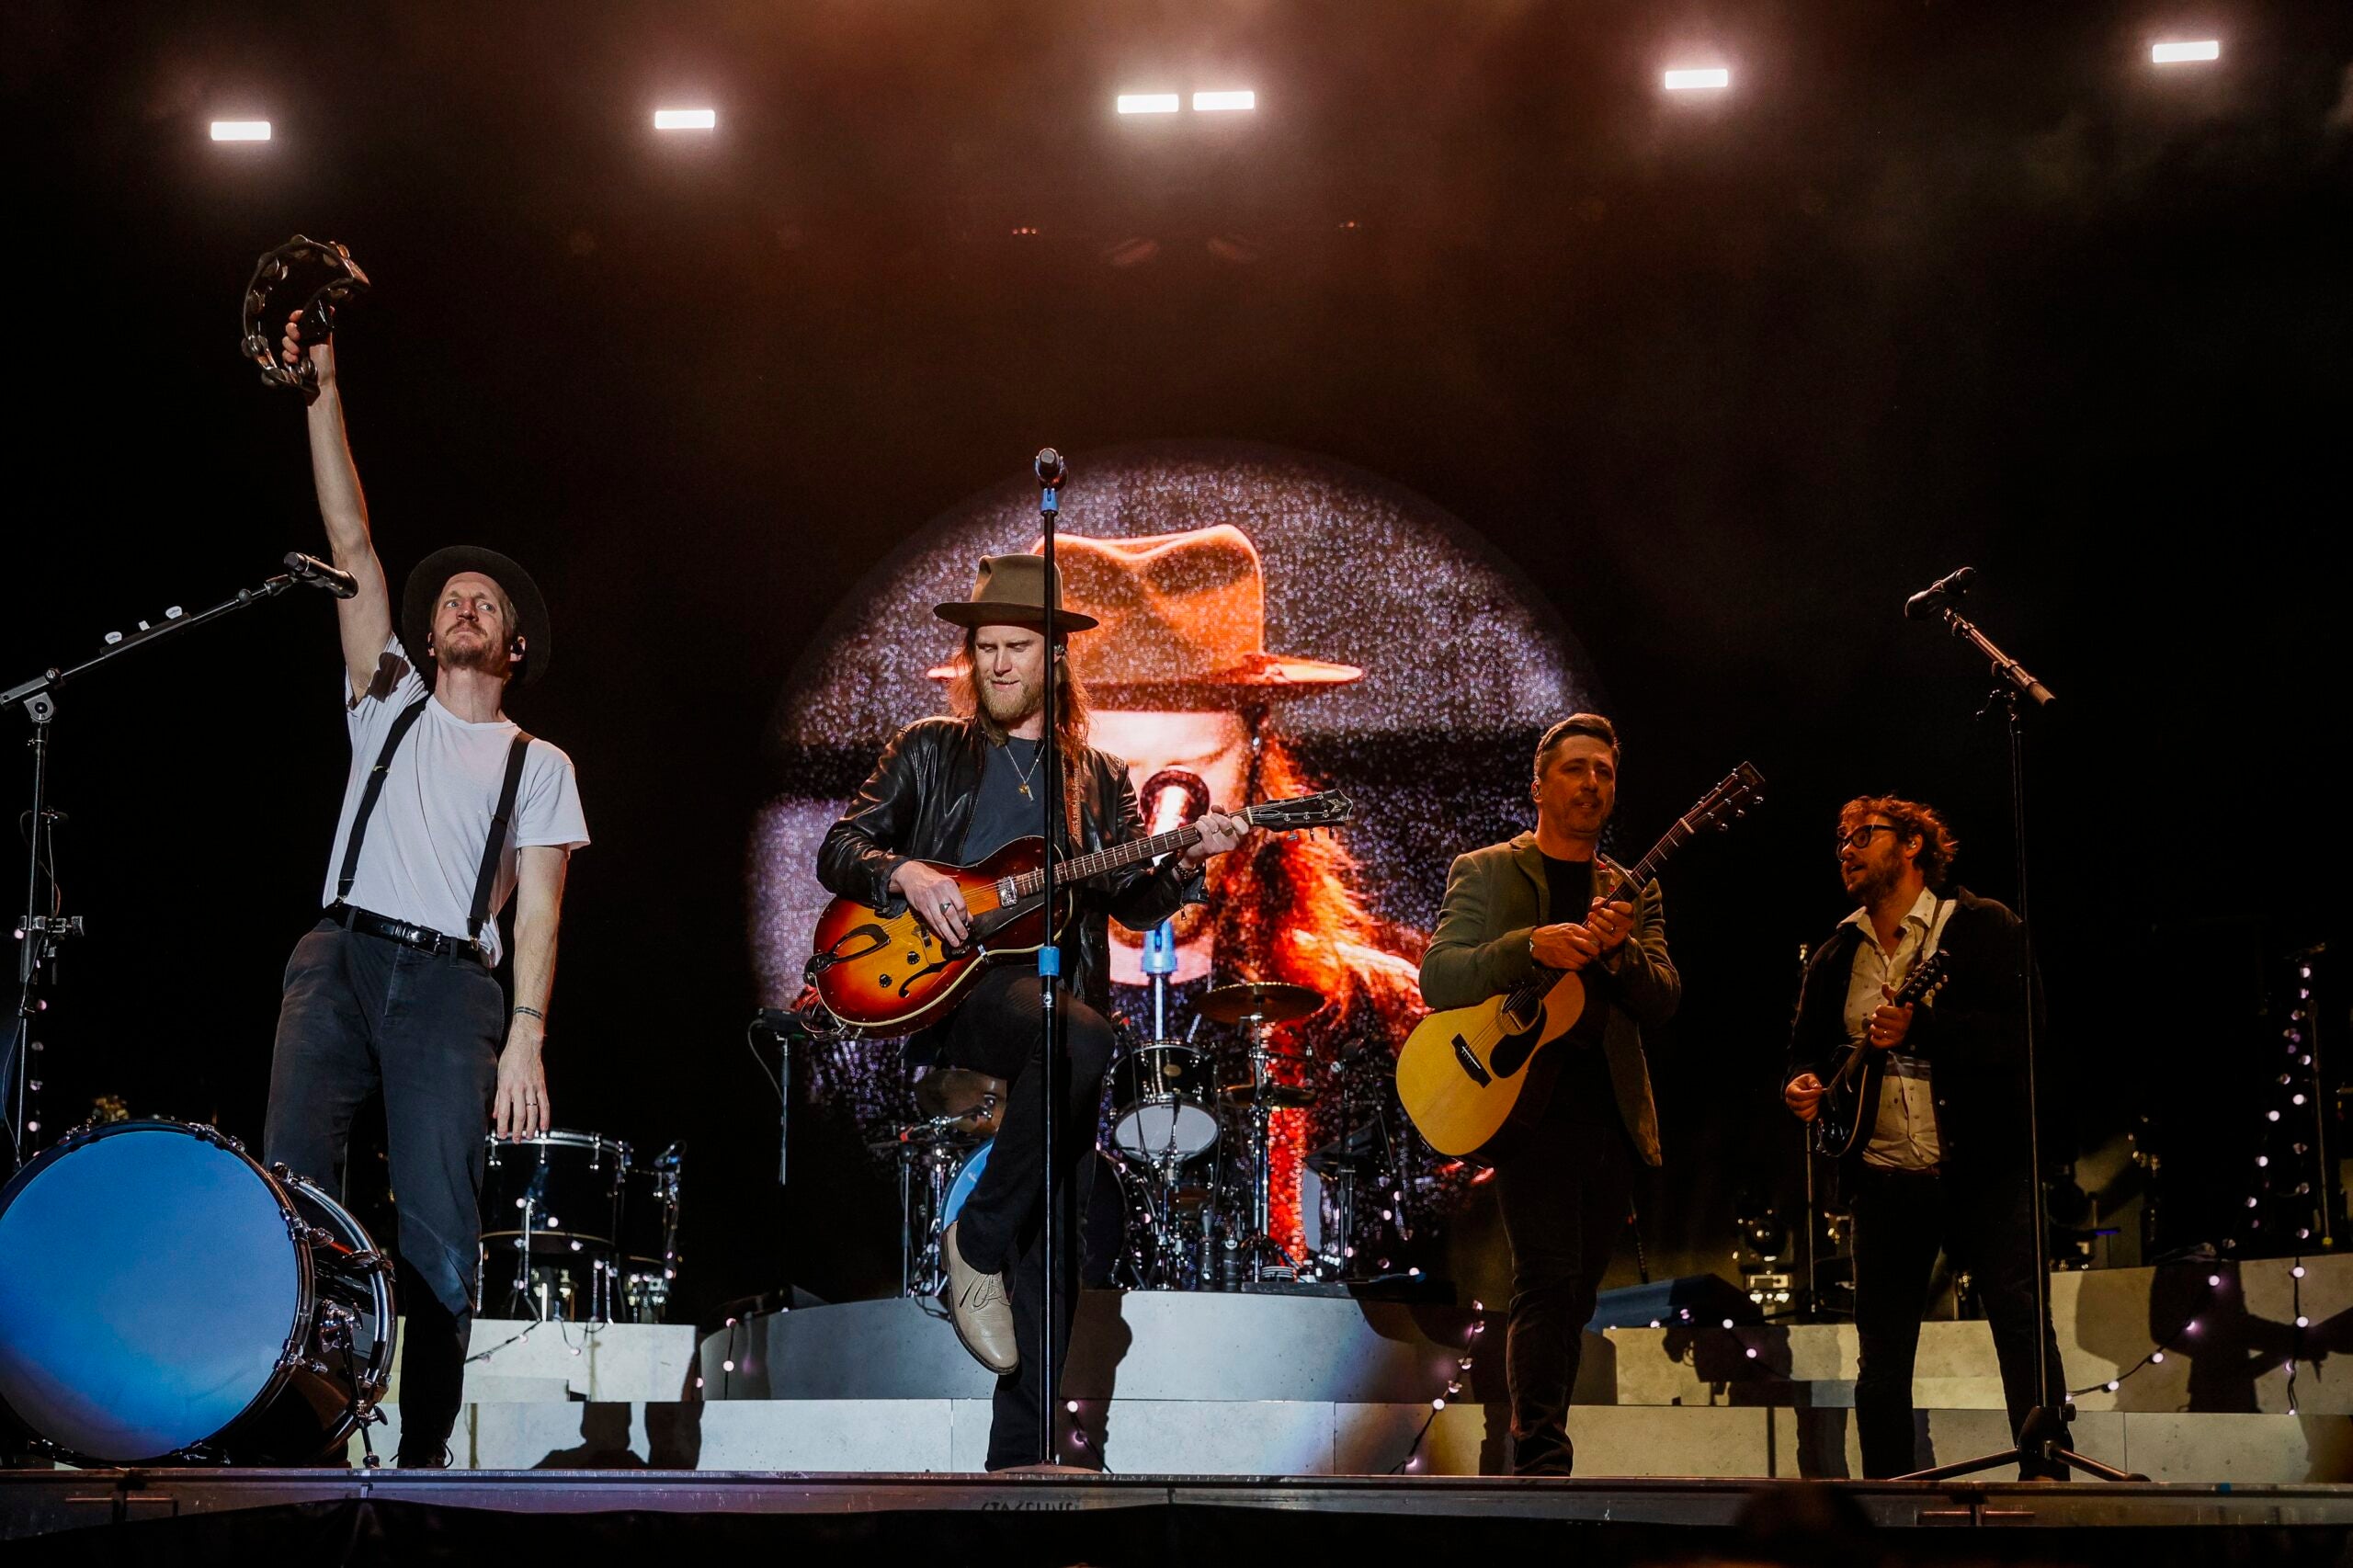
<box><xmin>326</xmin><ymin>902</ymin><xmax>488</xmax><ymax>966</ymax></box>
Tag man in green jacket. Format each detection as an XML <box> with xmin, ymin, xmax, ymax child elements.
<box><xmin>1419</xmin><ymin>713</ymin><xmax>1681</xmax><ymax>1475</ymax></box>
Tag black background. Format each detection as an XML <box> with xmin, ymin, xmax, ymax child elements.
<box><xmin>0</xmin><ymin>1</ymin><xmax>2344</xmax><ymax>1318</ymax></box>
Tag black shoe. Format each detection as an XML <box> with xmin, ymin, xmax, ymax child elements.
<box><xmin>394</xmin><ymin>1443</ymin><xmax>453</xmax><ymax>1470</ymax></box>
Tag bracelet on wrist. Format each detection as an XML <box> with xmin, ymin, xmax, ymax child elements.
<box><xmin>512</xmin><ymin>1005</ymin><xmax>545</xmax><ymax>1023</ymax></box>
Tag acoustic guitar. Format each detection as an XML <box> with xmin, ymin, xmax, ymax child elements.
<box><xmin>1394</xmin><ymin>764</ymin><xmax>1765</xmax><ymax>1160</ymax></box>
<box><xmin>1807</xmin><ymin>945</ymin><xmax>1953</xmax><ymax>1158</ymax></box>
<box><xmin>805</xmin><ymin>791</ymin><xmax>1353</xmax><ymax>1035</ymax></box>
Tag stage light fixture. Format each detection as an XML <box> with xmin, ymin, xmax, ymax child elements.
<box><xmin>654</xmin><ymin>108</ymin><xmax>717</xmax><ymax>131</ymax></box>
<box><xmin>1192</xmin><ymin>90</ymin><xmax>1256</xmax><ymax>112</ymax></box>
<box><xmin>210</xmin><ymin>120</ymin><xmax>271</xmax><ymax>142</ymax></box>
<box><xmin>2152</xmin><ymin>40</ymin><xmax>2221</xmax><ymax>63</ymax></box>
<box><xmin>1663</xmin><ymin>68</ymin><xmax>1731</xmax><ymax>91</ymax></box>
<box><xmin>1118</xmin><ymin>93</ymin><xmax>1181</xmax><ymax>115</ymax></box>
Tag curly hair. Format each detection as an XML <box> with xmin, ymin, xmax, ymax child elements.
<box><xmin>1839</xmin><ymin>795</ymin><xmax>1960</xmax><ymax>889</ymax></box>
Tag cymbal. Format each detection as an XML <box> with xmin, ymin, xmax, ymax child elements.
<box><xmin>914</xmin><ymin>1068</ymin><xmax>1006</xmax><ymax>1137</ymax></box>
<box><xmin>1199</xmin><ymin>981</ymin><xmax>1325</xmax><ymax>1026</ymax></box>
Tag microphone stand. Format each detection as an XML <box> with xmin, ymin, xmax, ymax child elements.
<box><xmin>1894</xmin><ymin>581</ymin><xmax>2137</xmax><ymax>1483</ymax></box>
<box><xmin>2</xmin><ymin>559</ymin><xmax>335</xmax><ymax>1169</ymax></box>
<box><xmin>1033</xmin><ymin>448</ymin><xmax>1065</xmax><ymax>1468</ymax></box>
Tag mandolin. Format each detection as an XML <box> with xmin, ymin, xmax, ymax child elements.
<box><xmin>805</xmin><ymin>791</ymin><xmax>1353</xmax><ymax>1035</ymax></box>
<box><xmin>1394</xmin><ymin>764</ymin><xmax>1765</xmax><ymax>1160</ymax></box>
<box><xmin>1807</xmin><ymin>945</ymin><xmax>1953</xmax><ymax>1158</ymax></box>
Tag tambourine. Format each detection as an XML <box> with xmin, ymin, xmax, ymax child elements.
<box><xmin>240</xmin><ymin>236</ymin><xmax>370</xmax><ymax>401</ymax></box>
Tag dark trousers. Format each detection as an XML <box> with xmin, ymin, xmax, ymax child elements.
<box><xmin>1490</xmin><ymin>1088</ymin><xmax>1636</xmax><ymax>1477</ymax></box>
<box><xmin>264</xmin><ymin>920</ymin><xmax>504</xmax><ymax>1463</ymax></box>
<box><xmin>1850</xmin><ymin>1160</ymin><xmax>2070</xmax><ymax>1480</ymax></box>
<box><xmin>936</xmin><ymin>965</ymin><xmax>1116</xmax><ymax>1471</ymax></box>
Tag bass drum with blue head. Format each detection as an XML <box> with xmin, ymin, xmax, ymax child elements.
<box><xmin>0</xmin><ymin>1119</ymin><xmax>395</xmax><ymax>1465</ymax></box>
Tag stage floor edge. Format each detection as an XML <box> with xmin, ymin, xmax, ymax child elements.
<box><xmin>10</xmin><ymin>1470</ymin><xmax>2353</xmax><ymax>1540</ymax></box>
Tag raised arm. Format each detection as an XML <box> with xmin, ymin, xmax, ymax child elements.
<box><xmin>282</xmin><ymin>312</ymin><xmax>393</xmax><ymax>695</ymax></box>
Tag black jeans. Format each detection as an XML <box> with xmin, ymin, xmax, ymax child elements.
<box><xmin>1490</xmin><ymin>1085</ymin><xmax>1636</xmax><ymax>1477</ymax></box>
<box><xmin>1850</xmin><ymin>1160</ymin><xmax>2070</xmax><ymax>1479</ymax></box>
<box><xmin>935</xmin><ymin>965</ymin><xmax>1116</xmax><ymax>1471</ymax></box>
<box><xmin>264</xmin><ymin>920</ymin><xmax>504</xmax><ymax>1463</ymax></box>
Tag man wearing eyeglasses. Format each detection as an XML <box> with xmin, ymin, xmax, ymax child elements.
<box><xmin>1781</xmin><ymin>796</ymin><xmax>2070</xmax><ymax>1480</ymax></box>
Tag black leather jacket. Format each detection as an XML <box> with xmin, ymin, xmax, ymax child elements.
<box><xmin>816</xmin><ymin>716</ymin><xmax>1205</xmax><ymax>1024</ymax></box>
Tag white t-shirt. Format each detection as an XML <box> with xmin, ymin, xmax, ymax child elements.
<box><xmin>320</xmin><ymin>637</ymin><xmax>589</xmax><ymax>966</ymax></box>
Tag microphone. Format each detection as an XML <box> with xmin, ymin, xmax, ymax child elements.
<box><xmin>1904</xmin><ymin>565</ymin><xmax>1977</xmax><ymax>620</ymax></box>
<box><xmin>1141</xmin><ymin>767</ymin><xmax>1211</xmax><ymax>837</ymax></box>
<box><xmin>1033</xmin><ymin>448</ymin><xmax>1066</xmax><ymax>487</ymax></box>
<box><xmin>282</xmin><ymin>551</ymin><xmax>358</xmax><ymax>599</ymax></box>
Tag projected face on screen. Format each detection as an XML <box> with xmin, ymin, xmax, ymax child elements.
<box><xmin>749</xmin><ymin>438</ymin><xmax>1600</xmax><ymax>1260</ymax></box>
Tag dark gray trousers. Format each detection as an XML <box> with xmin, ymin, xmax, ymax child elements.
<box><xmin>935</xmin><ymin>965</ymin><xmax>1118</xmax><ymax>1471</ymax></box>
<box><xmin>264</xmin><ymin>919</ymin><xmax>503</xmax><ymax>1462</ymax></box>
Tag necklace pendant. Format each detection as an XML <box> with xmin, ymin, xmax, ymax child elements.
<box><xmin>1017</xmin><ymin>782</ymin><xmax>1033</xmax><ymax>799</ymax></box>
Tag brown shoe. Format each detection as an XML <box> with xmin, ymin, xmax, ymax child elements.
<box><xmin>942</xmin><ymin>1221</ymin><xmax>1019</xmax><ymax>1374</ymax></box>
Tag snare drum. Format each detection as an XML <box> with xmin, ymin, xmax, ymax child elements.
<box><xmin>0</xmin><ymin>1120</ymin><xmax>395</xmax><ymax>1465</ymax></box>
<box><xmin>1108</xmin><ymin>1041</ymin><xmax>1220</xmax><ymax>1163</ymax></box>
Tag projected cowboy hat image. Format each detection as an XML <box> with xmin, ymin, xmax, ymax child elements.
<box><xmin>934</xmin><ymin>526</ymin><xmax>1427</xmax><ymax>1264</ymax></box>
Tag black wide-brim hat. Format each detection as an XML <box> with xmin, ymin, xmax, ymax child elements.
<box><xmin>402</xmin><ymin>545</ymin><xmax>551</xmax><ymax>687</ymax></box>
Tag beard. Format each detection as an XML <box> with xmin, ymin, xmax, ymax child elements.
<box><xmin>1847</xmin><ymin>856</ymin><xmax>1902</xmax><ymax>906</ymax></box>
<box><xmin>435</xmin><ymin>625</ymin><xmax>507</xmax><ymax>676</ymax></box>
<box><xmin>978</xmin><ymin>672</ymin><xmax>1042</xmax><ymax>728</ymax></box>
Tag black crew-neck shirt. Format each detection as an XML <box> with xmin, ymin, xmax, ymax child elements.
<box><xmin>960</xmin><ymin>736</ymin><xmax>1048</xmax><ymax>863</ymax></box>
<box><xmin>1540</xmin><ymin>853</ymin><xmax>1620</xmax><ymax>1127</ymax></box>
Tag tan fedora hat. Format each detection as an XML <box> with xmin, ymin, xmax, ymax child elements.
<box><xmin>1043</xmin><ymin>526</ymin><xmax>1358</xmax><ymax>695</ymax></box>
<box><xmin>932</xmin><ymin>552</ymin><xmax>1098</xmax><ymax>631</ymax></box>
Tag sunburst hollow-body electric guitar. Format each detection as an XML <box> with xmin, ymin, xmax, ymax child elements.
<box><xmin>806</xmin><ymin>791</ymin><xmax>1353</xmax><ymax>1035</ymax></box>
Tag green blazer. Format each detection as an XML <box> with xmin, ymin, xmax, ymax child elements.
<box><xmin>1417</xmin><ymin>831</ymin><xmax>1679</xmax><ymax>1165</ymax></box>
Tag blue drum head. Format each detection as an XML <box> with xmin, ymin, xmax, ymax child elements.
<box><xmin>0</xmin><ymin>1123</ymin><xmax>302</xmax><ymax>1463</ymax></box>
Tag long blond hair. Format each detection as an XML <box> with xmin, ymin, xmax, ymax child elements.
<box><xmin>943</xmin><ymin>627</ymin><xmax>1093</xmax><ymax>841</ymax></box>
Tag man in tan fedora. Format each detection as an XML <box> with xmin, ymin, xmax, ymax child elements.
<box><xmin>818</xmin><ymin>552</ymin><xmax>1252</xmax><ymax>1470</ymax></box>
<box><xmin>1040</xmin><ymin>526</ymin><xmax>1427</xmax><ymax>1269</ymax></box>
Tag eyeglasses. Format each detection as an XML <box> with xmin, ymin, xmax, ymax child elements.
<box><xmin>1836</xmin><ymin>824</ymin><xmax>1901</xmax><ymax>851</ymax></box>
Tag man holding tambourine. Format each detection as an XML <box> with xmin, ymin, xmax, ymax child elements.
<box><xmin>259</xmin><ymin>289</ymin><xmax>588</xmax><ymax>1469</ymax></box>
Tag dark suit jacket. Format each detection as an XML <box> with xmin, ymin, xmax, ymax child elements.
<box><xmin>817</xmin><ymin>716</ymin><xmax>1203</xmax><ymax>1024</ymax></box>
<box><xmin>1783</xmin><ymin>884</ymin><xmax>2047</xmax><ymax>1200</ymax></box>
<box><xmin>1418</xmin><ymin>831</ymin><xmax>1679</xmax><ymax>1165</ymax></box>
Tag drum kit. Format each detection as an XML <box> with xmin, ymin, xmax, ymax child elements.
<box><xmin>480</xmin><ymin>1131</ymin><xmax>684</xmax><ymax>1324</ymax></box>
<box><xmin>883</xmin><ymin>976</ymin><xmax>1408</xmax><ymax>1296</ymax></box>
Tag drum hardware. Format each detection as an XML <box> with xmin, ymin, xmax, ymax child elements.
<box><xmin>914</xmin><ymin>1067</ymin><xmax>1006</xmax><ymax>1142</ymax></box>
<box><xmin>1208</xmin><ymin>986</ymin><xmax>1330</xmax><ymax>1285</ymax></box>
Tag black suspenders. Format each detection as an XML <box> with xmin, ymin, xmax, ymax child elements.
<box><xmin>335</xmin><ymin>694</ymin><xmax>536</xmax><ymax>948</ymax></box>
<box><xmin>468</xmin><ymin>730</ymin><xmax>535</xmax><ymax>945</ymax></box>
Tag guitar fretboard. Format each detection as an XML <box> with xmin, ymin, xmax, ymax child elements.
<box><xmin>1003</xmin><ymin>801</ymin><xmax>1310</xmax><ymax>899</ymax></box>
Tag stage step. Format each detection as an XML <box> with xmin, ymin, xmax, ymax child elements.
<box><xmin>347</xmin><ymin>1398</ymin><xmax>2353</xmax><ymax>1483</ymax></box>
<box><xmin>1598</xmin><ymin>1254</ymin><xmax>2353</xmax><ymax>1415</ymax></box>
<box><xmin>380</xmin><ymin>1319</ymin><xmax>701</xmax><ymax>1406</ymax></box>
